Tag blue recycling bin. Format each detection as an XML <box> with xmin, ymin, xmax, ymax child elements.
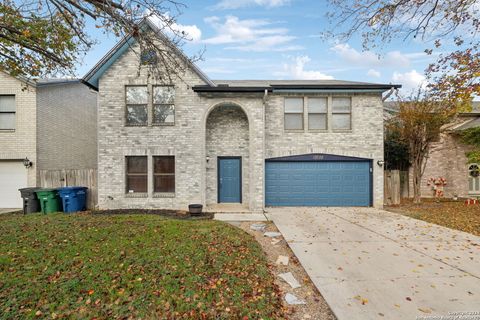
<box><xmin>57</xmin><ymin>187</ymin><xmax>88</xmax><ymax>213</ymax></box>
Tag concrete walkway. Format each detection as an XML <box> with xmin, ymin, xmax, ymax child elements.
<box><xmin>268</xmin><ymin>207</ymin><xmax>480</xmax><ymax>320</ymax></box>
<box><xmin>0</xmin><ymin>208</ymin><xmax>20</xmax><ymax>214</ymax></box>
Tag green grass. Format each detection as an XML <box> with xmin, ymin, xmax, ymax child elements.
<box><xmin>0</xmin><ymin>213</ymin><xmax>283</xmax><ymax>319</ymax></box>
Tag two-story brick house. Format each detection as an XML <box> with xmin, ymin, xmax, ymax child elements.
<box><xmin>0</xmin><ymin>73</ymin><xmax>97</xmax><ymax>208</ymax></box>
<box><xmin>83</xmin><ymin>20</ymin><xmax>400</xmax><ymax>212</ymax></box>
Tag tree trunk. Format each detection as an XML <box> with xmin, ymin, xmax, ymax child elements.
<box><xmin>412</xmin><ymin>157</ymin><xmax>423</xmax><ymax>204</ymax></box>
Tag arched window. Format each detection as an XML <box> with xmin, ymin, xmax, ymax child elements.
<box><xmin>468</xmin><ymin>164</ymin><xmax>480</xmax><ymax>194</ymax></box>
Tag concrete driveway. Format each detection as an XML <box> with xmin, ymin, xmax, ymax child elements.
<box><xmin>268</xmin><ymin>207</ymin><xmax>480</xmax><ymax>320</ymax></box>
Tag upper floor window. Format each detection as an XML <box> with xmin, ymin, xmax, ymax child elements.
<box><xmin>0</xmin><ymin>95</ymin><xmax>15</xmax><ymax>130</ymax></box>
<box><xmin>284</xmin><ymin>97</ymin><xmax>304</xmax><ymax>130</ymax></box>
<box><xmin>126</xmin><ymin>86</ymin><xmax>148</xmax><ymax>126</ymax></box>
<box><xmin>308</xmin><ymin>98</ymin><xmax>327</xmax><ymax>130</ymax></box>
<box><xmin>153</xmin><ymin>86</ymin><xmax>175</xmax><ymax>125</ymax></box>
<box><xmin>126</xmin><ymin>156</ymin><xmax>147</xmax><ymax>193</ymax></box>
<box><xmin>332</xmin><ymin>97</ymin><xmax>351</xmax><ymax>130</ymax></box>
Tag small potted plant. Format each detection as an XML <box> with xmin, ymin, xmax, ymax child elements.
<box><xmin>188</xmin><ymin>204</ymin><xmax>203</xmax><ymax>216</ymax></box>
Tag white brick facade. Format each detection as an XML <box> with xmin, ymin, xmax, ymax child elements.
<box><xmin>0</xmin><ymin>72</ymin><xmax>37</xmax><ymax>186</ymax></box>
<box><xmin>96</xmin><ymin>44</ymin><xmax>386</xmax><ymax>211</ymax></box>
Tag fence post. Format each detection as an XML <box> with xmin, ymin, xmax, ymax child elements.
<box><xmin>384</xmin><ymin>170</ymin><xmax>401</xmax><ymax>205</ymax></box>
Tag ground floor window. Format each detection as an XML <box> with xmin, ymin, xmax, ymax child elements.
<box><xmin>126</xmin><ymin>156</ymin><xmax>147</xmax><ymax>193</ymax></box>
<box><xmin>469</xmin><ymin>164</ymin><xmax>480</xmax><ymax>194</ymax></box>
<box><xmin>153</xmin><ymin>156</ymin><xmax>175</xmax><ymax>193</ymax></box>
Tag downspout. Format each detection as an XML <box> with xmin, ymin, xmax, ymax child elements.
<box><xmin>262</xmin><ymin>89</ymin><xmax>268</xmax><ymax>217</ymax></box>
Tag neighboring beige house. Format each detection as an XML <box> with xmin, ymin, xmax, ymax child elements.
<box><xmin>419</xmin><ymin>104</ymin><xmax>480</xmax><ymax>198</ymax></box>
<box><xmin>384</xmin><ymin>102</ymin><xmax>480</xmax><ymax>199</ymax></box>
<box><xmin>0</xmin><ymin>73</ymin><xmax>97</xmax><ymax>208</ymax></box>
<box><xmin>84</xmin><ymin>20</ymin><xmax>400</xmax><ymax>212</ymax></box>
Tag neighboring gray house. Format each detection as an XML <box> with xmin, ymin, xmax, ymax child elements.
<box><xmin>83</xmin><ymin>20</ymin><xmax>400</xmax><ymax>212</ymax></box>
<box><xmin>0</xmin><ymin>73</ymin><xmax>97</xmax><ymax>208</ymax></box>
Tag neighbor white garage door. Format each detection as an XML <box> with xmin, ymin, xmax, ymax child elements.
<box><xmin>0</xmin><ymin>161</ymin><xmax>27</xmax><ymax>208</ymax></box>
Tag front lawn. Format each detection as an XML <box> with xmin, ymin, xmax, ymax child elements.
<box><xmin>388</xmin><ymin>199</ymin><xmax>480</xmax><ymax>236</ymax></box>
<box><xmin>0</xmin><ymin>213</ymin><xmax>284</xmax><ymax>319</ymax></box>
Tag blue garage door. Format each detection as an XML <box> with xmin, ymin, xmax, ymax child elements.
<box><xmin>265</xmin><ymin>161</ymin><xmax>371</xmax><ymax>206</ymax></box>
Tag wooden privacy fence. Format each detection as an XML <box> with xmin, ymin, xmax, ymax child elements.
<box><xmin>384</xmin><ymin>170</ymin><xmax>409</xmax><ymax>205</ymax></box>
<box><xmin>39</xmin><ymin>169</ymin><xmax>97</xmax><ymax>209</ymax></box>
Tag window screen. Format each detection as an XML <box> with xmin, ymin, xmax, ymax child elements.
<box><xmin>153</xmin><ymin>156</ymin><xmax>175</xmax><ymax>193</ymax></box>
<box><xmin>0</xmin><ymin>95</ymin><xmax>15</xmax><ymax>130</ymax></box>
<box><xmin>153</xmin><ymin>86</ymin><xmax>175</xmax><ymax>125</ymax></box>
<box><xmin>126</xmin><ymin>156</ymin><xmax>147</xmax><ymax>193</ymax></box>
<box><xmin>284</xmin><ymin>98</ymin><xmax>304</xmax><ymax>130</ymax></box>
<box><xmin>126</xmin><ymin>86</ymin><xmax>148</xmax><ymax>125</ymax></box>
<box><xmin>308</xmin><ymin>98</ymin><xmax>327</xmax><ymax>130</ymax></box>
<box><xmin>332</xmin><ymin>97</ymin><xmax>351</xmax><ymax>130</ymax></box>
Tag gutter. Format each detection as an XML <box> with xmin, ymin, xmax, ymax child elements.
<box><xmin>193</xmin><ymin>84</ymin><xmax>402</xmax><ymax>93</ymax></box>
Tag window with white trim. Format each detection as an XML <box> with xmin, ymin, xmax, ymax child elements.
<box><xmin>469</xmin><ymin>163</ymin><xmax>480</xmax><ymax>194</ymax></box>
<box><xmin>0</xmin><ymin>95</ymin><xmax>15</xmax><ymax>130</ymax></box>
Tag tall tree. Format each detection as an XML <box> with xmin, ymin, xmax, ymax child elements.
<box><xmin>388</xmin><ymin>93</ymin><xmax>456</xmax><ymax>203</ymax></box>
<box><xmin>326</xmin><ymin>0</ymin><xmax>480</xmax><ymax>107</ymax></box>
<box><xmin>0</xmin><ymin>0</ymin><xmax>199</xmax><ymax>81</ymax></box>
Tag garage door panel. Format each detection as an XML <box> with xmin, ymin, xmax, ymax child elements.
<box><xmin>265</xmin><ymin>161</ymin><xmax>371</xmax><ymax>207</ymax></box>
<box><xmin>0</xmin><ymin>161</ymin><xmax>28</xmax><ymax>208</ymax></box>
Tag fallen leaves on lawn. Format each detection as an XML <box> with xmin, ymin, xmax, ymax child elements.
<box><xmin>0</xmin><ymin>214</ymin><xmax>285</xmax><ymax>319</ymax></box>
<box><xmin>390</xmin><ymin>199</ymin><xmax>480</xmax><ymax>236</ymax></box>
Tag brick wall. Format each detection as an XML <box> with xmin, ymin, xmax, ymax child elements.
<box><xmin>206</xmin><ymin>105</ymin><xmax>249</xmax><ymax>205</ymax></box>
<box><xmin>264</xmin><ymin>94</ymin><xmax>385</xmax><ymax>208</ymax></box>
<box><xmin>0</xmin><ymin>72</ymin><xmax>37</xmax><ymax>186</ymax></box>
<box><xmin>97</xmin><ymin>42</ymin><xmax>385</xmax><ymax>210</ymax></box>
<box><xmin>412</xmin><ymin>132</ymin><xmax>474</xmax><ymax>198</ymax></box>
<box><xmin>36</xmin><ymin>82</ymin><xmax>97</xmax><ymax>171</ymax></box>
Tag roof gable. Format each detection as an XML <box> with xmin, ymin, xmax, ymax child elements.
<box><xmin>82</xmin><ymin>19</ymin><xmax>214</xmax><ymax>90</ymax></box>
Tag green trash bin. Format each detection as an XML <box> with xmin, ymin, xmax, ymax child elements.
<box><xmin>35</xmin><ymin>188</ymin><xmax>62</xmax><ymax>214</ymax></box>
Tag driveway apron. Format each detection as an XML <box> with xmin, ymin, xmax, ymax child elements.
<box><xmin>268</xmin><ymin>207</ymin><xmax>480</xmax><ymax>320</ymax></box>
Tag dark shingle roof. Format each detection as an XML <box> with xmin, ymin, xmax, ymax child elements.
<box><xmin>193</xmin><ymin>79</ymin><xmax>401</xmax><ymax>92</ymax></box>
<box><xmin>212</xmin><ymin>79</ymin><xmax>393</xmax><ymax>87</ymax></box>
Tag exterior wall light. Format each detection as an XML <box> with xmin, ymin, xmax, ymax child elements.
<box><xmin>206</xmin><ymin>156</ymin><xmax>210</xmax><ymax>163</ymax></box>
<box><xmin>23</xmin><ymin>157</ymin><xmax>33</xmax><ymax>168</ymax></box>
<box><xmin>377</xmin><ymin>160</ymin><xmax>385</xmax><ymax>167</ymax></box>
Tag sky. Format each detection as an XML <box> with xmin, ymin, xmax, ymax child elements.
<box><xmin>76</xmin><ymin>0</ymin><xmax>447</xmax><ymax>94</ymax></box>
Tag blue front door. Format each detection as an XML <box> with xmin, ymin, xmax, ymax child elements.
<box><xmin>218</xmin><ymin>157</ymin><xmax>241</xmax><ymax>203</ymax></box>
